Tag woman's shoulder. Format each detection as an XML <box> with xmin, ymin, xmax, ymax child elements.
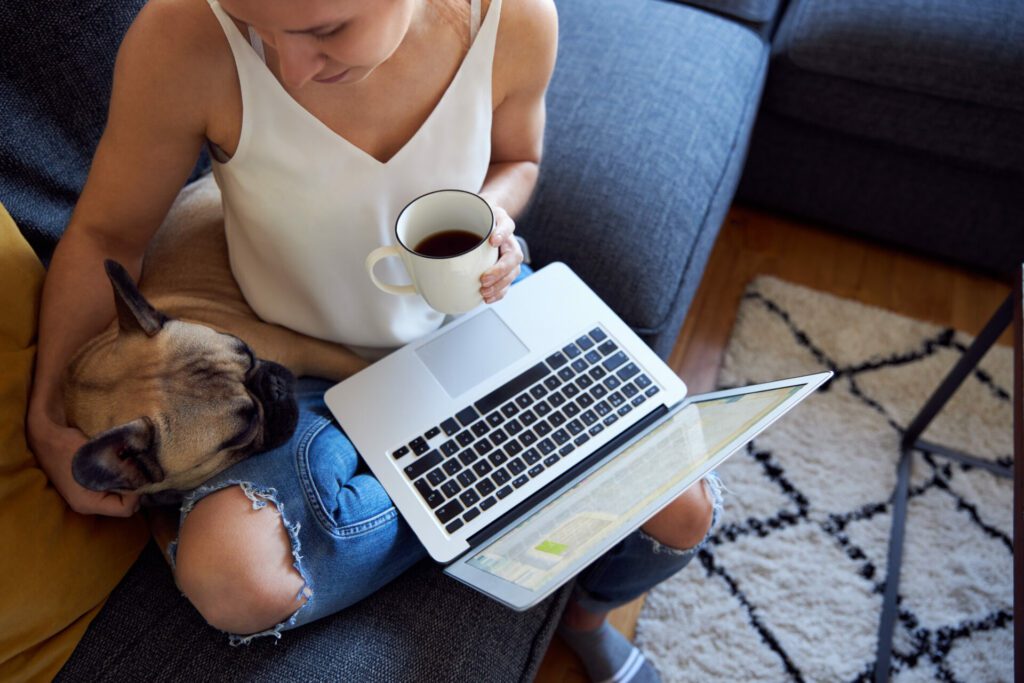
<box><xmin>493</xmin><ymin>0</ymin><xmax>558</xmax><ymax>98</ymax></box>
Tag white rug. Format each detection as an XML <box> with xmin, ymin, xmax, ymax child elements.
<box><xmin>635</xmin><ymin>277</ymin><xmax>1014</xmax><ymax>682</ymax></box>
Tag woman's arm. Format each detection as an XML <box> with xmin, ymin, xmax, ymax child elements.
<box><xmin>28</xmin><ymin>0</ymin><xmax>221</xmax><ymax>516</ymax></box>
<box><xmin>477</xmin><ymin>0</ymin><xmax>558</xmax><ymax>303</ymax></box>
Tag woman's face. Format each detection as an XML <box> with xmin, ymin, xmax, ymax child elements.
<box><xmin>219</xmin><ymin>0</ymin><xmax>418</xmax><ymax>88</ymax></box>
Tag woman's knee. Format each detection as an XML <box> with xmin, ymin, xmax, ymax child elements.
<box><xmin>640</xmin><ymin>478</ymin><xmax>715</xmax><ymax>551</ymax></box>
<box><xmin>174</xmin><ymin>485</ymin><xmax>308</xmax><ymax>635</ymax></box>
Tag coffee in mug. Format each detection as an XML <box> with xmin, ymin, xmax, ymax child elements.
<box><xmin>365</xmin><ymin>190</ymin><xmax>498</xmax><ymax>315</ymax></box>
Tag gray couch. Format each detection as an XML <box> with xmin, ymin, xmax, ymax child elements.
<box><xmin>3</xmin><ymin>0</ymin><xmax>1018</xmax><ymax>679</ymax></box>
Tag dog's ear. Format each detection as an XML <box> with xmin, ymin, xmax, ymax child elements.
<box><xmin>72</xmin><ymin>417</ymin><xmax>165</xmax><ymax>492</ymax></box>
<box><xmin>104</xmin><ymin>260</ymin><xmax>167</xmax><ymax>336</ymax></box>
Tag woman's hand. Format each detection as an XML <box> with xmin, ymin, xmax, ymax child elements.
<box><xmin>27</xmin><ymin>411</ymin><xmax>141</xmax><ymax>517</ymax></box>
<box><xmin>479</xmin><ymin>205</ymin><xmax>523</xmax><ymax>304</ymax></box>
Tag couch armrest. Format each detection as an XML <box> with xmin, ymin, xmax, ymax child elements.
<box><xmin>520</xmin><ymin>0</ymin><xmax>769</xmax><ymax>358</ymax></box>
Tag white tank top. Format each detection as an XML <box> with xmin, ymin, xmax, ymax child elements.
<box><xmin>205</xmin><ymin>0</ymin><xmax>499</xmax><ymax>354</ymax></box>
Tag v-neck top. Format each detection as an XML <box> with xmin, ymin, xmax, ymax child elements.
<box><xmin>205</xmin><ymin>0</ymin><xmax>500</xmax><ymax>353</ymax></box>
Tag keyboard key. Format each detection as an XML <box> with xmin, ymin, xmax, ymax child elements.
<box><xmin>474</xmin><ymin>438</ymin><xmax>494</xmax><ymax>456</ymax></box>
<box><xmin>589</xmin><ymin>327</ymin><xmax>607</xmax><ymax>342</ymax></box>
<box><xmin>588</xmin><ymin>423</ymin><xmax>604</xmax><ymax>437</ymax></box>
<box><xmin>496</xmin><ymin>485</ymin><xmax>514</xmax><ymax>499</ymax></box>
<box><xmin>578</xmin><ymin>393</ymin><xmax>595</xmax><ymax>408</ymax></box>
<box><xmin>608</xmin><ymin>392</ymin><xmax>625</xmax><ymax>407</ymax></box>
<box><xmin>564</xmin><ymin>403</ymin><xmax>581</xmax><ymax>417</ymax></box>
<box><xmin>558</xmin><ymin>443</ymin><xmax>575</xmax><ymax>457</ymax></box>
<box><xmin>603</xmin><ymin>351</ymin><xmax>628</xmax><ymax>372</ymax></box>
<box><xmin>475</xmin><ymin>362</ymin><xmax>551</xmax><ymax>414</ymax></box>
<box><xmin>617</xmin><ymin>404</ymin><xmax>633</xmax><ymax>417</ymax></box>
<box><xmin>456</xmin><ymin>430</ymin><xmax>475</xmax><ymax>447</ymax></box>
<box><xmin>576</xmin><ymin>335</ymin><xmax>595</xmax><ymax>350</ymax></box>
<box><xmin>492</xmin><ymin>468</ymin><xmax>511</xmax><ymax>485</ymax></box>
<box><xmin>571</xmin><ymin>359</ymin><xmax>587</xmax><ymax>374</ymax></box>
<box><xmin>549</xmin><ymin>393</ymin><xmax>566</xmax><ymax>408</ymax></box>
<box><xmin>530</xmin><ymin>384</ymin><xmax>548</xmax><ymax>399</ymax></box>
<box><xmin>598</xmin><ymin>340</ymin><xmax>617</xmax><ymax>356</ymax></box>
<box><xmin>501</xmin><ymin>402</ymin><xmax>519</xmax><ymax>417</ymax></box>
<box><xmin>603</xmin><ymin>375</ymin><xmax>621</xmax><ymax>390</ymax></box>
<box><xmin>504</xmin><ymin>440</ymin><xmax>523</xmax><ymax>456</ymax></box>
<box><xmin>563</xmin><ymin>384</ymin><xmax>580</xmax><ymax>398</ymax></box>
<box><xmin>392</xmin><ymin>445</ymin><xmax>409</xmax><ymax>459</ymax></box>
<box><xmin>513</xmin><ymin>475</ymin><xmax>530</xmax><ymax>488</ymax></box>
<box><xmin>441</xmin><ymin>480</ymin><xmax>461</xmax><ymax>498</ymax></box>
<box><xmin>544</xmin><ymin>454</ymin><xmax>560</xmax><ymax>467</ymax></box>
<box><xmin>471</xmin><ymin>421</ymin><xmax>489</xmax><ymax>437</ymax></box>
<box><xmin>635</xmin><ymin>374</ymin><xmax>652</xmax><ymax>389</ymax></box>
<box><xmin>457</xmin><ymin>470</ymin><xmax>478</xmax><ymax>487</ymax></box>
<box><xmin>425</xmin><ymin>490</ymin><xmax>444</xmax><ymax>509</ymax></box>
<box><xmin>445</xmin><ymin>519</ymin><xmax>464</xmax><ymax>534</ymax></box>
<box><xmin>584</xmin><ymin>350</ymin><xmax>601</xmax><ymax>364</ymax></box>
<box><xmin>546</xmin><ymin>351</ymin><xmax>568</xmax><ymax>369</ymax></box>
<box><xmin>515</xmin><ymin>394</ymin><xmax>534</xmax><ymax>408</ymax></box>
<box><xmin>508</xmin><ymin>458</ymin><xmax>527</xmax><ymax>475</ymax></box>
<box><xmin>557</xmin><ymin>367</ymin><xmax>575</xmax><ymax>382</ymax></box>
<box><xmin>534</xmin><ymin>400</ymin><xmax>552</xmax><ymax>416</ymax></box>
<box><xmin>535</xmin><ymin>421</ymin><xmax>553</xmax><ymax>436</ymax></box>
<box><xmin>549</xmin><ymin>412</ymin><xmax>566</xmax><ymax>427</ymax></box>
<box><xmin>632</xmin><ymin>394</ymin><xmax>647</xmax><ymax>407</ymax></box>
<box><xmin>645</xmin><ymin>385</ymin><xmax>660</xmax><ymax>398</ymax></box>
<box><xmin>424</xmin><ymin>426</ymin><xmax>441</xmax><ymax>439</ymax></box>
<box><xmin>443</xmin><ymin>459</ymin><xmax>461</xmax><ymax>476</ymax></box>
<box><xmin>576</xmin><ymin>375</ymin><xmax>593</xmax><ymax>390</ymax></box>
<box><xmin>459</xmin><ymin>489</ymin><xmax>481</xmax><ymax>507</ymax></box>
<box><xmin>523</xmin><ymin>448</ymin><xmax>542</xmax><ymax>465</ymax></box>
<box><xmin>480</xmin><ymin>496</ymin><xmax>497</xmax><ymax>511</ymax></box>
<box><xmin>544</xmin><ymin>375</ymin><xmax>562</xmax><ymax>391</ymax></box>
<box><xmin>566</xmin><ymin>419</ymin><xmax>584</xmax><ymax>435</ymax></box>
<box><xmin>490</xmin><ymin>450</ymin><xmax>509</xmax><ymax>466</ymax></box>
<box><xmin>455</xmin><ymin>406</ymin><xmax>480</xmax><ymax>427</ymax></box>
<box><xmin>463</xmin><ymin>508</ymin><xmax>481</xmax><ymax>523</ymax></box>
<box><xmin>476</xmin><ymin>479</ymin><xmax>496</xmax><ymax>497</ymax></box>
<box><xmin>603</xmin><ymin>414</ymin><xmax>619</xmax><ymax>427</ymax></box>
<box><xmin>562</xmin><ymin>343</ymin><xmax>582</xmax><ymax>358</ymax></box>
<box><xmin>410</xmin><ymin>437</ymin><xmax>429</xmax><ymax>455</ymax></box>
<box><xmin>486</xmin><ymin>411</ymin><xmax>504</xmax><ymax>427</ymax></box>
<box><xmin>591</xmin><ymin>384</ymin><xmax>608</xmax><ymax>399</ymax></box>
<box><xmin>520</xmin><ymin>410</ymin><xmax>538</xmax><ymax>426</ymax></box>
<box><xmin>538</xmin><ymin>438</ymin><xmax>556</xmax><ymax>454</ymax></box>
<box><xmin>520</xmin><ymin>431</ymin><xmax>537</xmax><ymax>446</ymax></box>
<box><xmin>404</xmin><ymin>450</ymin><xmax>442</xmax><ymax>479</ymax></box>
<box><xmin>552</xmin><ymin>428</ymin><xmax>570</xmax><ymax>445</ymax></box>
<box><xmin>505</xmin><ymin>419</ymin><xmax>523</xmax><ymax>436</ymax></box>
<box><xmin>440</xmin><ymin>439</ymin><xmax>459</xmax><ymax>456</ymax></box>
<box><xmin>414</xmin><ymin>478</ymin><xmax>434</xmax><ymax>499</ymax></box>
<box><xmin>473</xmin><ymin>460</ymin><xmax>493</xmax><ymax>477</ymax></box>
<box><xmin>581</xmin><ymin>410</ymin><xmax>598</xmax><ymax>425</ymax></box>
<box><xmin>440</xmin><ymin>418</ymin><xmax>460</xmax><ymax>436</ymax></box>
<box><xmin>594</xmin><ymin>400</ymin><xmax>612</xmax><ymax>416</ymax></box>
<box><xmin>491</xmin><ymin>428</ymin><xmax>508</xmax><ymax>445</ymax></box>
<box><xmin>622</xmin><ymin>383</ymin><xmax>639</xmax><ymax>398</ymax></box>
<box><xmin>426</xmin><ymin>468</ymin><xmax>445</xmax><ymax>486</ymax></box>
<box><xmin>458</xmin><ymin>450</ymin><xmax>478</xmax><ymax>466</ymax></box>
<box><xmin>437</xmin><ymin>500</ymin><xmax>464</xmax><ymax>523</ymax></box>
<box><xmin>528</xmin><ymin>464</ymin><xmax>545</xmax><ymax>478</ymax></box>
<box><xmin>573</xmin><ymin>433</ymin><xmax>590</xmax><ymax>447</ymax></box>
<box><xmin>617</xmin><ymin>363</ymin><xmax>640</xmax><ymax>382</ymax></box>
<box><xmin>589</xmin><ymin>366</ymin><xmax>607</xmax><ymax>381</ymax></box>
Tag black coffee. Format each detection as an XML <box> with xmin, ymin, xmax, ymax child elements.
<box><xmin>414</xmin><ymin>229</ymin><xmax>482</xmax><ymax>257</ymax></box>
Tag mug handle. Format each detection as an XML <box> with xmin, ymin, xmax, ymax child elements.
<box><xmin>366</xmin><ymin>246</ymin><xmax>417</xmax><ymax>295</ymax></box>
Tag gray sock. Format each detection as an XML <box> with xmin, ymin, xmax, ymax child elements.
<box><xmin>557</xmin><ymin>621</ymin><xmax>661</xmax><ymax>683</ymax></box>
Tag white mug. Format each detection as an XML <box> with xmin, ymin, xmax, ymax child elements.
<box><xmin>366</xmin><ymin>190</ymin><xmax>498</xmax><ymax>315</ymax></box>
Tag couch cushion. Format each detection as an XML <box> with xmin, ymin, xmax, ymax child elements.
<box><xmin>669</xmin><ymin>0</ymin><xmax>783</xmax><ymax>25</ymax></box>
<box><xmin>0</xmin><ymin>202</ymin><xmax>150</xmax><ymax>681</ymax></box>
<box><xmin>0</xmin><ymin>0</ymin><xmax>209</xmax><ymax>265</ymax></box>
<box><xmin>521</xmin><ymin>0</ymin><xmax>767</xmax><ymax>356</ymax></box>
<box><xmin>763</xmin><ymin>0</ymin><xmax>1024</xmax><ymax>172</ymax></box>
<box><xmin>58</xmin><ymin>541</ymin><xmax>569</xmax><ymax>682</ymax></box>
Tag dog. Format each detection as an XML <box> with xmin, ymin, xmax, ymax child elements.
<box><xmin>63</xmin><ymin>175</ymin><xmax>368</xmax><ymax>496</ymax></box>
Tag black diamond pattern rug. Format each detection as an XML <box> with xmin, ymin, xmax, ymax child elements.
<box><xmin>635</xmin><ymin>277</ymin><xmax>1014</xmax><ymax>682</ymax></box>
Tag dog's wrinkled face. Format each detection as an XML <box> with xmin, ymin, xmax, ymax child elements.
<box><xmin>64</xmin><ymin>261</ymin><xmax>298</xmax><ymax>495</ymax></box>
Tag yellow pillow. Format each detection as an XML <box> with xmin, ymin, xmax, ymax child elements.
<box><xmin>0</xmin><ymin>205</ymin><xmax>149</xmax><ymax>682</ymax></box>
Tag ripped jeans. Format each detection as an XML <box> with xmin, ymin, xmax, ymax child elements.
<box><xmin>168</xmin><ymin>379</ymin><xmax>724</xmax><ymax>644</ymax></box>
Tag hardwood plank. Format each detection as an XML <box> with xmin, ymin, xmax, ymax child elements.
<box><xmin>534</xmin><ymin>204</ymin><xmax>1013</xmax><ymax>683</ymax></box>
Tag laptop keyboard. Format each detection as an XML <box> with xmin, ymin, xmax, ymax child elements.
<box><xmin>391</xmin><ymin>326</ymin><xmax>661</xmax><ymax>535</ymax></box>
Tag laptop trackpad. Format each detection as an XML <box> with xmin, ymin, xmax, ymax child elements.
<box><xmin>415</xmin><ymin>310</ymin><xmax>529</xmax><ymax>398</ymax></box>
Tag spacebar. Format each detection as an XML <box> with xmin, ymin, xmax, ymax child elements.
<box><xmin>474</xmin><ymin>362</ymin><xmax>551</xmax><ymax>414</ymax></box>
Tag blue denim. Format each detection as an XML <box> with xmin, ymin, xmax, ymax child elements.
<box><xmin>168</xmin><ymin>264</ymin><xmax>724</xmax><ymax>642</ymax></box>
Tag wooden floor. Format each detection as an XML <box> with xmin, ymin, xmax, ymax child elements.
<box><xmin>534</xmin><ymin>203</ymin><xmax>1014</xmax><ymax>683</ymax></box>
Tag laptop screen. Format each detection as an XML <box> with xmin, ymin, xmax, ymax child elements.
<box><xmin>458</xmin><ymin>380</ymin><xmax>814</xmax><ymax>596</ymax></box>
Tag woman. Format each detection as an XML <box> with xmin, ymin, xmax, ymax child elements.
<box><xmin>27</xmin><ymin>0</ymin><xmax>718</xmax><ymax>679</ymax></box>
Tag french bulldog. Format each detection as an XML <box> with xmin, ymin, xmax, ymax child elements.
<box><xmin>62</xmin><ymin>175</ymin><xmax>368</xmax><ymax>496</ymax></box>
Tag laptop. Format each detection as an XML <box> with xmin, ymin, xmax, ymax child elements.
<box><xmin>325</xmin><ymin>262</ymin><xmax>832</xmax><ymax>609</ymax></box>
